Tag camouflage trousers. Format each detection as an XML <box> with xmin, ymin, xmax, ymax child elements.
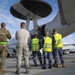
<box><xmin>0</xmin><ymin>45</ymin><xmax>8</xmax><ymax>69</ymax></box>
<box><xmin>16</xmin><ymin>43</ymin><xmax>30</xmax><ymax>68</ymax></box>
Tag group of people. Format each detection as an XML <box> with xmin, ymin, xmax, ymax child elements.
<box><xmin>30</xmin><ymin>29</ymin><xmax>65</xmax><ymax>69</ymax></box>
<box><xmin>0</xmin><ymin>22</ymin><xmax>65</xmax><ymax>74</ymax></box>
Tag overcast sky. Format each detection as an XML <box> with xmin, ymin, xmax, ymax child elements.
<box><xmin>0</xmin><ymin>0</ymin><xmax>75</xmax><ymax>44</ymax></box>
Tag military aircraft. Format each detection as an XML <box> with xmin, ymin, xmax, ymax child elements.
<box><xmin>8</xmin><ymin>0</ymin><xmax>75</xmax><ymax>56</ymax></box>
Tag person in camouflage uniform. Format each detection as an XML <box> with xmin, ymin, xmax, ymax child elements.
<box><xmin>0</xmin><ymin>22</ymin><xmax>11</xmax><ymax>74</ymax></box>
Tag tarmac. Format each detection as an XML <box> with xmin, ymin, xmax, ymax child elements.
<box><xmin>2</xmin><ymin>53</ymin><xmax>75</xmax><ymax>75</ymax></box>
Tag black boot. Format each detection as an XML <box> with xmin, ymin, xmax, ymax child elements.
<box><xmin>42</xmin><ymin>66</ymin><xmax>46</xmax><ymax>69</ymax></box>
<box><xmin>48</xmin><ymin>66</ymin><xmax>52</xmax><ymax>69</ymax></box>
<box><xmin>40</xmin><ymin>61</ymin><xmax>43</xmax><ymax>66</ymax></box>
<box><xmin>34</xmin><ymin>63</ymin><xmax>37</xmax><ymax>66</ymax></box>
<box><xmin>53</xmin><ymin>64</ymin><xmax>59</xmax><ymax>68</ymax></box>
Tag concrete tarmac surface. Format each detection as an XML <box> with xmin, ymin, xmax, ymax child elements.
<box><xmin>2</xmin><ymin>53</ymin><xmax>75</xmax><ymax>75</ymax></box>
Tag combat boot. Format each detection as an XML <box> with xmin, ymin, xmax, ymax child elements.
<box><xmin>0</xmin><ymin>69</ymin><xmax>5</xmax><ymax>74</ymax></box>
<box><xmin>0</xmin><ymin>63</ymin><xmax>5</xmax><ymax>74</ymax></box>
<box><xmin>62</xmin><ymin>64</ymin><xmax>65</xmax><ymax>67</ymax></box>
<box><xmin>42</xmin><ymin>66</ymin><xmax>46</xmax><ymax>69</ymax></box>
<box><xmin>26</xmin><ymin>67</ymin><xmax>30</xmax><ymax>74</ymax></box>
<box><xmin>40</xmin><ymin>61</ymin><xmax>43</xmax><ymax>66</ymax></box>
<box><xmin>0</xmin><ymin>69</ymin><xmax>3</xmax><ymax>74</ymax></box>
<box><xmin>0</xmin><ymin>63</ymin><xmax>3</xmax><ymax>68</ymax></box>
<box><xmin>52</xmin><ymin>63</ymin><xmax>56</xmax><ymax>66</ymax></box>
<box><xmin>53</xmin><ymin>64</ymin><xmax>59</xmax><ymax>68</ymax></box>
<box><xmin>15</xmin><ymin>67</ymin><xmax>20</xmax><ymax>74</ymax></box>
<box><xmin>0</xmin><ymin>63</ymin><xmax>1</xmax><ymax>67</ymax></box>
<box><xmin>48</xmin><ymin>66</ymin><xmax>52</xmax><ymax>69</ymax></box>
<box><xmin>34</xmin><ymin>63</ymin><xmax>37</xmax><ymax>67</ymax></box>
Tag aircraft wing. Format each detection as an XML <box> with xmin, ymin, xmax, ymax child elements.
<box><xmin>63</xmin><ymin>44</ymin><xmax>75</xmax><ymax>54</ymax></box>
<box><xmin>57</xmin><ymin>0</ymin><xmax>75</xmax><ymax>25</ymax></box>
<box><xmin>63</xmin><ymin>44</ymin><xmax>75</xmax><ymax>50</ymax></box>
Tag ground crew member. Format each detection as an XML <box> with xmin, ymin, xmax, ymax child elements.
<box><xmin>42</xmin><ymin>31</ymin><xmax>52</xmax><ymax>69</ymax></box>
<box><xmin>52</xmin><ymin>29</ymin><xmax>65</xmax><ymax>67</ymax></box>
<box><xmin>0</xmin><ymin>22</ymin><xmax>11</xmax><ymax>74</ymax></box>
<box><xmin>52</xmin><ymin>33</ymin><xmax>56</xmax><ymax>66</ymax></box>
<box><xmin>15</xmin><ymin>22</ymin><xmax>30</xmax><ymax>74</ymax></box>
<box><xmin>31</xmin><ymin>34</ymin><xmax>42</xmax><ymax>66</ymax></box>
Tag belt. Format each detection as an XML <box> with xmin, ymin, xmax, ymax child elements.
<box><xmin>0</xmin><ymin>42</ymin><xmax>8</xmax><ymax>44</ymax></box>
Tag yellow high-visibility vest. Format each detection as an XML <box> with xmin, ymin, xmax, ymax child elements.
<box><xmin>43</xmin><ymin>37</ymin><xmax>52</xmax><ymax>52</ymax></box>
<box><xmin>31</xmin><ymin>38</ymin><xmax>39</xmax><ymax>51</ymax></box>
<box><xmin>53</xmin><ymin>33</ymin><xmax>63</xmax><ymax>48</ymax></box>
